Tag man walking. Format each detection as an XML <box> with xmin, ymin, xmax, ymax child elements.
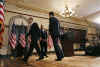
<box><xmin>49</xmin><ymin>12</ymin><xmax>64</xmax><ymax>61</ymax></box>
<box><xmin>39</xmin><ymin>25</ymin><xmax>48</xmax><ymax>60</ymax></box>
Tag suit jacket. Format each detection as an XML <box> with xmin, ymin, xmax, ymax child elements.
<box><xmin>28</xmin><ymin>24</ymin><xmax>41</xmax><ymax>41</ymax></box>
<box><xmin>49</xmin><ymin>17</ymin><xmax>60</xmax><ymax>37</ymax></box>
<box><xmin>40</xmin><ymin>30</ymin><xmax>47</xmax><ymax>40</ymax></box>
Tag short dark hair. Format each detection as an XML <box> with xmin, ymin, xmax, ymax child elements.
<box><xmin>49</xmin><ymin>11</ymin><xmax>54</xmax><ymax>16</ymax></box>
<box><xmin>31</xmin><ymin>23</ymin><xmax>40</xmax><ymax>32</ymax></box>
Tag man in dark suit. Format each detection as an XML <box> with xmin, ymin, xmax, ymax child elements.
<box><xmin>49</xmin><ymin>12</ymin><xmax>64</xmax><ymax>61</ymax></box>
<box><xmin>39</xmin><ymin>25</ymin><xmax>48</xmax><ymax>60</ymax></box>
<box><xmin>23</xmin><ymin>23</ymin><xmax>41</xmax><ymax>62</ymax></box>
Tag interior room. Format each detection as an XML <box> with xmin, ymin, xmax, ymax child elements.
<box><xmin>0</xmin><ymin>0</ymin><xmax>100</xmax><ymax>67</ymax></box>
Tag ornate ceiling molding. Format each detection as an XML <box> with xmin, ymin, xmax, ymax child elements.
<box><xmin>6</xmin><ymin>0</ymin><xmax>87</xmax><ymax>23</ymax></box>
<box><xmin>6</xmin><ymin>0</ymin><xmax>62</xmax><ymax>18</ymax></box>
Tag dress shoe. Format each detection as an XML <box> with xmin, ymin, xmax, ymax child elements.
<box><xmin>55</xmin><ymin>58</ymin><xmax>62</xmax><ymax>61</ymax></box>
<box><xmin>45</xmin><ymin>55</ymin><xmax>48</xmax><ymax>58</ymax></box>
<box><xmin>36</xmin><ymin>57</ymin><xmax>44</xmax><ymax>61</ymax></box>
<box><xmin>22</xmin><ymin>58</ymin><xmax>27</xmax><ymax>63</ymax></box>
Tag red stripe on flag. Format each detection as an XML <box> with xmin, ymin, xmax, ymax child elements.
<box><xmin>0</xmin><ymin>17</ymin><xmax>4</xmax><ymax>22</ymax></box>
<box><xmin>19</xmin><ymin>34</ymin><xmax>26</xmax><ymax>48</ymax></box>
<box><xmin>0</xmin><ymin>9</ymin><xmax>4</xmax><ymax>17</ymax></box>
<box><xmin>9</xmin><ymin>33</ymin><xmax>16</xmax><ymax>49</ymax></box>
<box><xmin>0</xmin><ymin>2</ymin><xmax>4</xmax><ymax>23</ymax></box>
<box><xmin>0</xmin><ymin>3</ymin><xmax>4</xmax><ymax>9</ymax></box>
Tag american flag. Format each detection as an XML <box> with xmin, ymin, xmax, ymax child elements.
<box><xmin>0</xmin><ymin>0</ymin><xmax>5</xmax><ymax>24</ymax></box>
<box><xmin>9</xmin><ymin>24</ymin><xmax>16</xmax><ymax>49</ymax></box>
<box><xmin>0</xmin><ymin>0</ymin><xmax>5</xmax><ymax>48</ymax></box>
<box><xmin>19</xmin><ymin>33</ymin><xmax>26</xmax><ymax>48</ymax></box>
<box><xmin>47</xmin><ymin>35</ymin><xmax>53</xmax><ymax>48</ymax></box>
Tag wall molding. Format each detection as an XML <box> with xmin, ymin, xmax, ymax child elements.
<box><xmin>5</xmin><ymin>10</ymin><xmax>90</xmax><ymax>29</ymax></box>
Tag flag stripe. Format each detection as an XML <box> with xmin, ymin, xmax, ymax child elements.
<box><xmin>19</xmin><ymin>34</ymin><xmax>26</xmax><ymax>48</ymax></box>
<box><xmin>0</xmin><ymin>14</ymin><xmax>4</xmax><ymax>22</ymax></box>
<box><xmin>0</xmin><ymin>2</ymin><xmax>4</xmax><ymax>23</ymax></box>
<box><xmin>0</xmin><ymin>8</ymin><xmax>4</xmax><ymax>17</ymax></box>
<box><xmin>9</xmin><ymin>24</ymin><xmax>16</xmax><ymax>49</ymax></box>
<box><xmin>0</xmin><ymin>1</ymin><xmax>5</xmax><ymax>48</ymax></box>
<box><xmin>0</xmin><ymin>2</ymin><xmax>4</xmax><ymax>8</ymax></box>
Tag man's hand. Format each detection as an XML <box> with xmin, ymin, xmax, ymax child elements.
<box><xmin>37</xmin><ymin>40</ymin><xmax>41</xmax><ymax>49</ymax></box>
<box><xmin>40</xmin><ymin>37</ymin><xmax>42</xmax><ymax>41</ymax></box>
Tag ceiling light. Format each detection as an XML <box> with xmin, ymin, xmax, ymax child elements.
<box><xmin>61</xmin><ymin>5</ymin><xmax>75</xmax><ymax>18</ymax></box>
<box><xmin>94</xmin><ymin>17</ymin><xmax>100</xmax><ymax>24</ymax></box>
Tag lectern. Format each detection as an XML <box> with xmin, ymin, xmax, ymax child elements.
<box><xmin>62</xmin><ymin>28</ymin><xmax>87</xmax><ymax>57</ymax></box>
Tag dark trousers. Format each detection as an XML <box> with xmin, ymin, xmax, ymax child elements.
<box><xmin>60</xmin><ymin>35</ymin><xmax>64</xmax><ymax>52</ymax></box>
<box><xmin>23</xmin><ymin>38</ymin><xmax>30</xmax><ymax>57</ymax></box>
<box><xmin>51</xmin><ymin>35</ymin><xmax>64</xmax><ymax>59</ymax></box>
<box><xmin>24</xmin><ymin>44</ymin><xmax>29</xmax><ymax>57</ymax></box>
<box><xmin>16</xmin><ymin>44</ymin><xmax>24</xmax><ymax>57</ymax></box>
<box><xmin>11</xmin><ymin>49</ymin><xmax>17</xmax><ymax>57</ymax></box>
<box><xmin>24</xmin><ymin>40</ymin><xmax>40</xmax><ymax>61</ymax></box>
<box><xmin>60</xmin><ymin>40</ymin><xmax>64</xmax><ymax>52</ymax></box>
<box><xmin>40</xmin><ymin>40</ymin><xmax>47</xmax><ymax>58</ymax></box>
<box><xmin>11</xmin><ymin>43</ymin><xmax>24</xmax><ymax>57</ymax></box>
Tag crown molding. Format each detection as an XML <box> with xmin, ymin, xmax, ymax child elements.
<box><xmin>6</xmin><ymin>1</ymin><xmax>62</xmax><ymax>18</ymax></box>
<box><xmin>6</xmin><ymin>1</ymin><xmax>88</xmax><ymax>23</ymax></box>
